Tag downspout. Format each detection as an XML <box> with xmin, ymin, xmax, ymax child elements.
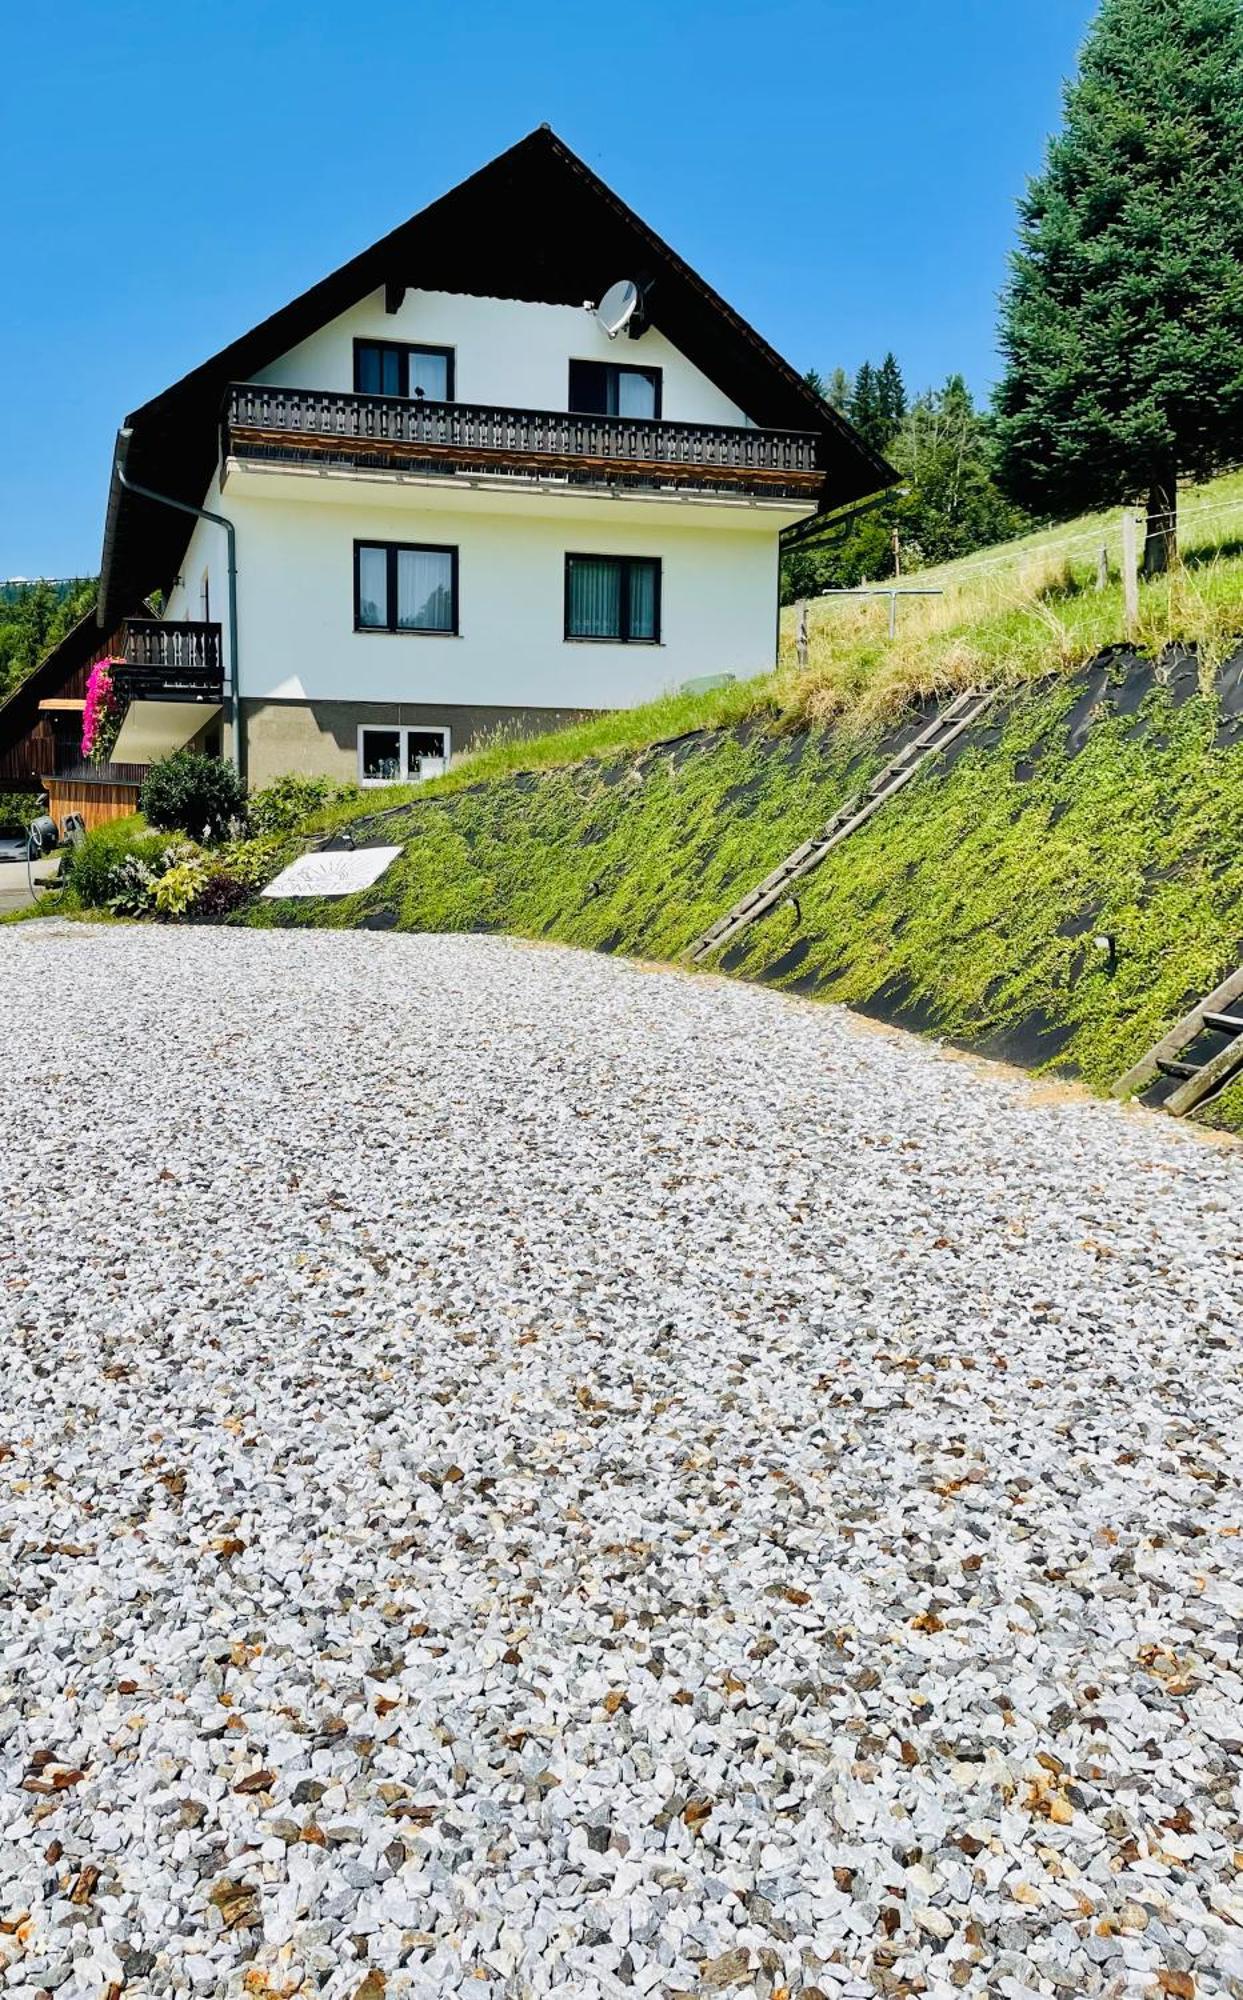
<box><xmin>109</xmin><ymin>428</ymin><xmax>243</xmax><ymax>780</ymax></box>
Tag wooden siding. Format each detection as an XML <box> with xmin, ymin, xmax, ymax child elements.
<box><xmin>0</xmin><ymin>616</ymin><xmax>127</xmax><ymax>789</ymax></box>
<box><xmin>45</xmin><ymin>773</ymin><xmax>144</xmax><ymax>832</ymax></box>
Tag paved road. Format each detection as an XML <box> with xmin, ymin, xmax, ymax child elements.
<box><xmin>0</xmin><ymin>855</ymin><xmax>59</xmax><ymax>916</ymax></box>
<box><xmin>1</xmin><ymin>924</ymin><xmax>1240</xmax><ymax>1999</ymax></box>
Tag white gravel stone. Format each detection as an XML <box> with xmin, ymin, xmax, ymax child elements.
<box><xmin>2</xmin><ymin>924</ymin><xmax>1242</xmax><ymax>1999</ymax></box>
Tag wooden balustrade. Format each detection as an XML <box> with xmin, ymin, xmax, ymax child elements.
<box><xmin>116</xmin><ymin>620</ymin><xmax>224</xmax><ymax>701</ymax></box>
<box><xmin>225</xmin><ymin>384</ymin><xmax>822</xmax><ymax>495</ymax></box>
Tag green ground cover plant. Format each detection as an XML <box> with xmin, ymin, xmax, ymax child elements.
<box><xmin>252</xmin><ymin>650</ymin><xmax>1243</xmax><ymax>1131</ymax></box>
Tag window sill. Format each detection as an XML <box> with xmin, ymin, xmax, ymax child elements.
<box><xmin>354</xmin><ymin>626</ymin><xmax>461</xmax><ymax>638</ymax></box>
<box><xmin>563</xmin><ymin>636</ymin><xmax>663</xmax><ymax>647</ymax></box>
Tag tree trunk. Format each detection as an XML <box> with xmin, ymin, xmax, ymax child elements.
<box><xmin>1143</xmin><ymin>466</ymin><xmax>1178</xmax><ymax>576</ymax></box>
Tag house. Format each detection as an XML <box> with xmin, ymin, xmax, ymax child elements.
<box><xmin>5</xmin><ymin>128</ymin><xmax>891</xmax><ymax>818</ymax></box>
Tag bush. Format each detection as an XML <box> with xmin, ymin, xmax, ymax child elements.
<box><xmin>0</xmin><ymin>789</ymin><xmax>43</xmax><ymax>836</ymax></box>
<box><xmin>140</xmin><ymin>752</ymin><xmax>247</xmax><ymax>843</ymax></box>
<box><xmin>65</xmin><ymin>820</ymin><xmax>186</xmax><ymax>909</ymax></box>
<box><xmin>105</xmin><ymin>853</ymin><xmax>161</xmax><ymax>917</ymax></box>
<box><xmin>248</xmin><ymin>772</ymin><xmax>359</xmax><ymax>835</ymax></box>
<box><xmin>220</xmin><ymin>832</ymin><xmax>293</xmax><ymax>890</ymax></box>
<box><xmin>153</xmin><ymin>855</ymin><xmax>211</xmax><ymax>917</ymax></box>
<box><xmin>187</xmin><ymin>872</ymin><xmax>252</xmax><ymax>923</ymax></box>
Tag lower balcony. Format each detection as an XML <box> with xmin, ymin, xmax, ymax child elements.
<box><xmin>225</xmin><ymin>384</ymin><xmax>823</xmax><ymax>502</ymax></box>
<box><xmin>114</xmin><ymin>619</ymin><xmax>224</xmax><ymax>703</ymax></box>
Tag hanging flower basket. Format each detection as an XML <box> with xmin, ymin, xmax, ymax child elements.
<box><xmin>82</xmin><ymin>659</ymin><xmax>124</xmax><ymax>764</ymax></box>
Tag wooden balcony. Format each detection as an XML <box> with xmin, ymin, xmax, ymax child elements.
<box><xmin>225</xmin><ymin>384</ymin><xmax>823</xmax><ymax>500</ymax></box>
<box><xmin>115</xmin><ymin>619</ymin><xmax>224</xmax><ymax>702</ymax></box>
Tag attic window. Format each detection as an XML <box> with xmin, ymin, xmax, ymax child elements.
<box><xmin>568</xmin><ymin>361</ymin><xmax>661</xmax><ymax>420</ymax></box>
<box><xmin>354</xmin><ymin>340</ymin><xmax>454</xmax><ymax>401</ymax></box>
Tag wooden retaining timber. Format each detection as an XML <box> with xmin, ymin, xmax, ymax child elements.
<box><xmin>687</xmin><ymin>688</ymin><xmax>994</xmax><ymax>964</ymax></box>
<box><xmin>1112</xmin><ymin>961</ymin><xmax>1243</xmax><ymax>1115</ymax></box>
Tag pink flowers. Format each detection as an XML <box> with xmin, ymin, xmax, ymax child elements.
<box><xmin>82</xmin><ymin>659</ymin><xmax>122</xmax><ymax>763</ymax></box>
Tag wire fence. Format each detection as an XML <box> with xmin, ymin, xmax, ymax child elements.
<box><xmin>892</xmin><ymin>485</ymin><xmax>1243</xmax><ymax>593</ymax></box>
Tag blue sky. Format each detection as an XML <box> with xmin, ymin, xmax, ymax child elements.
<box><xmin>0</xmin><ymin>0</ymin><xmax>1094</xmax><ymax>579</ymax></box>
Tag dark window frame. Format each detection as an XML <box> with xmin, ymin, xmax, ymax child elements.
<box><xmin>357</xmin><ymin>722</ymin><xmax>453</xmax><ymax>786</ymax></box>
<box><xmin>563</xmin><ymin>554</ymin><xmax>662</xmax><ymax>645</ymax></box>
<box><xmin>353</xmin><ymin>539</ymin><xmax>460</xmax><ymax>637</ymax></box>
<box><xmin>353</xmin><ymin>339</ymin><xmax>456</xmax><ymax>401</ymax></box>
<box><xmin>567</xmin><ymin>360</ymin><xmax>663</xmax><ymax>419</ymax></box>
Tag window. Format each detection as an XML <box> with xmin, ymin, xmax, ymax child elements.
<box><xmin>358</xmin><ymin>725</ymin><xmax>451</xmax><ymax>786</ymax></box>
<box><xmin>565</xmin><ymin>555</ymin><xmax>660</xmax><ymax>644</ymax></box>
<box><xmin>354</xmin><ymin>542</ymin><xmax>458</xmax><ymax>635</ymax></box>
<box><xmin>568</xmin><ymin>361</ymin><xmax>661</xmax><ymax>419</ymax></box>
<box><xmin>354</xmin><ymin>340</ymin><xmax>454</xmax><ymax>401</ymax></box>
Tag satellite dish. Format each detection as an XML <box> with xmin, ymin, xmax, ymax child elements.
<box><xmin>593</xmin><ymin>278</ymin><xmax>641</xmax><ymax>340</ymax></box>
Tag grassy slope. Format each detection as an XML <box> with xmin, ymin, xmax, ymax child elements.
<box><xmin>295</xmin><ymin>467</ymin><xmax>1243</xmax><ymax>826</ymax></box>
<box><xmin>257</xmin><ymin>477</ymin><xmax>1243</xmax><ymax>1129</ymax></box>
<box><xmin>256</xmin><ymin>654</ymin><xmax>1243</xmax><ymax>1129</ymax></box>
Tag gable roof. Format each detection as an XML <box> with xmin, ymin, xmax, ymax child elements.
<box><xmin>99</xmin><ymin>126</ymin><xmax>894</xmax><ymax>625</ymax></box>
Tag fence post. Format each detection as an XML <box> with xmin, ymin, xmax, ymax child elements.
<box><xmin>795</xmin><ymin>599</ymin><xmax>809</xmax><ymax>669</ymax></box>
<box><xmin>1096</xmin><ymin>544</ymin><xmax>1109</xmax><ymax>591</ymax></box>
<box><xmin>1121</xmin><ymin>509</ymin><xmax>1139</xmax><ymax>639</ymax></box>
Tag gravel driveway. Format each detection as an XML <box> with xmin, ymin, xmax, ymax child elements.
<box><xmin>2</xmin><ymin>924</ymin><xmax>1242</xmax><ymax>2000</ymax></box>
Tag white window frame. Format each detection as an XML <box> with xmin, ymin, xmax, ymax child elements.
<box><xmin>357</xmin><ymin>723</ymin><xmax>452</xmax><ymax>787</ymax></box>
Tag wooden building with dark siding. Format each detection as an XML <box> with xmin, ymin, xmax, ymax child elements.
<box><xmin>0</xmin><ymin>606</ymin><xmax>148</xmax><ymax>829</ymax></box>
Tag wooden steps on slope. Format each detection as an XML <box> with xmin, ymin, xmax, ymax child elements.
<box><xmin>1112</xmin><ymin>962</ymin><xmax>1243</xmax><ymax>1116</ymax></box>
<box><xmin>686</xmin><ymin>688</ymin><xmax>994</xmax><ymax>965</ymax></box>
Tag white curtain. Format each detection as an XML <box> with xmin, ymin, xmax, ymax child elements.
<box><xmin>616</xmin><ymin>369</ymin><xmax>657</xmax><ymax>419</ymax></box>
<box><xmin>358</xmin><ymin>546</ymin><xmax>388</xmax><ymax>627</ymax></box>
<box><xmin>568</xmin><ymin>558</ymin><xmax>621</xmax><ymax>638</ymax></box>
<box><xmin>397</xmin><ymin>549</ymin><xmax>453</xmax><ymax>631</ymax></box>
<box><xmin>628</xmin><ymin>561</ymin><xmax>657</xmax><ymax>639</ymax></box>
<box><xmin>409</xmin><ymin>350</ymin><xmax>449</xmax><ymax>400</ymax></box>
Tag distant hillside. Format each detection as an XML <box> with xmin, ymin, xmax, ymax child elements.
<box><xmin>0</xmin><ymin>576</ymin><xmax>96</xmax><ymax>704</ymax></box>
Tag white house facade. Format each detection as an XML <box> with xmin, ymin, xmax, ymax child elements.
<box><xmin>93</xmin><ymin>129</ymin><xmax>891</xmax><ymax>792</ymax></box>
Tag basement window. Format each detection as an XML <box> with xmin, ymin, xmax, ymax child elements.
<box><xmin>565</xmin><ymin>554</ymin><xmax>661</xmax><ymax>644</ymax></box>
<box><xmin>568</xmin><ymin>360</ymin><xmax>661</xmax><ymax>419</ymax></box>
<box><xmin>358</xmin><ymin>725</ymin><xmax>451</xmax><ymax>786</ymax></box>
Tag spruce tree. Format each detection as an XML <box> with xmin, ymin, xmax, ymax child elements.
<box><xmin>849</xmin><ymin>362</ymin><xmax>883</xmax><ymax>450</ymax></box>
<box><xmin>876</xmin><ymin>353</ymin><xmax>907</xmax><ymax>441</ymax></box>
<box><xmin>993</xmin><ymin>0</ymin><xmax>1243</xmax><ymax>570</ymax></box>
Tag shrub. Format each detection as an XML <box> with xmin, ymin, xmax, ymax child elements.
<box><xmin>65</xmin><ymin>821</ymin><xmax>185</xmax><ymax>909</ymax></box>
<box><xmin>187</xmin><ymin>872</ymin><xmax>252</xmax><ymax>923</ymax></box>
<box><xmin>106</xmin><ymin>854</ymin><xmax>160</xmax><ymax>917</ymax></box>
<box><xmin>220</xmin><ymin>832</ymin><xmax>293</xmax><ymax>890</ymax></box>
<box><xmin>248</xmin><ymin>772</ymin><xmax>359</xmax><ymax>835</ymax></box>
<box><xmin>0</xmin><ymin>789</ymin><xmax>41</xmax><ymax>836</ymax></box>
<box><xmin>153</xmin><ymin>855</ymin><xmax>211</xmax><ymax>917</ymax></box>
<box><xmin>140</xmin><ymin>752</ymin><xmax>247</xmax><ymax>843</ymax></box>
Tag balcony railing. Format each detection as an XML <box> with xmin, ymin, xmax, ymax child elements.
<box><xmin>115</xmin><ymin>619</ymin><xmax>224</xmax><ymax>702</ymax></box>
<box><xmin>225</xmin><ymin>384</ymin><xmax>823</xmax><ymax>498</ymax></box>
